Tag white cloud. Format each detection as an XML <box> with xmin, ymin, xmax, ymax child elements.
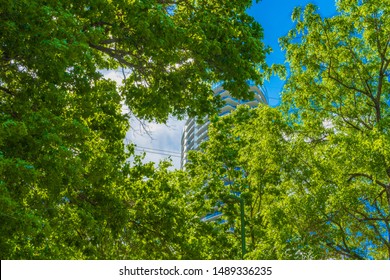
<box><xmin>102</xmin><ymin>69</ymin><xmax>185</xmax><ymax>170</ymax></box>
<box><xmin>126</xmin><ymin>117</ymin><xmax>185</xmax><ymax>170</ymax></box>
<box><xmin>101</xmin><ymin>69</ymin><xmax>125</xmax><ymax>85</ymax></box>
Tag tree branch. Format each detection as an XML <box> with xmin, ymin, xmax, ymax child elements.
<box><xmin>345</xmin><ymin>45</ymin><xmax>374</xmax><ymax>99</ymax></box>
<box><xmin>327</xmin><ymin>71</ymin><xmax>369</xmax><ymax>99</ymax></box>
<box><xmin>99</xmin><ymin>38</ymin><xmax>123</xmax><ymax>45</ymax></box>
<box><xmin>348</xmin><ymin>173</ymin><xmax>389</xmax><ymax>189</ymax></box>
<box><xmin>0</xmin><ymin>85</ymin><xmax>15</xmax><ymax>96</ymax></box>
<box><xmin>328</xmin><ymin>220</ymin><xmax>364</xmax><ymax>259</ymax></box>
<box><xmin>88</xmin><ymin>42</ymin><xmax>135</xmax><ymax>69</ymax></box>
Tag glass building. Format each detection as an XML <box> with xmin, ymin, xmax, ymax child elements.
<box><xmin>180</xmin><ymin>81</ymin><xmax>268</xmax><ymax>170</ymax></box>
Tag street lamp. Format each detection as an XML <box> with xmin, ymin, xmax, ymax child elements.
<box><xmin>239</xmin><ymin>195</ymin><xmax>246</xmax><ymax>259</ymax></box>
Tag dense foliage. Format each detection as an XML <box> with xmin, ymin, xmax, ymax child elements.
<box><xmin>279</xmin><ymin>0</ymin><xmax>390</xmax><ymax>259</ymax></box>
<box><xmin>2</xmin><ymin>0</ymin><xmax>389</xmax><ymax>260</ymax></box>
<box><xmin>186</xmin><ymin>0</ymin><xmax>390</xmax><ymax>259</ymax></box>
<box><xmin>0</xmin><ymin>0</ymin><xmax>268</xmax><ymax>259</ymax></box>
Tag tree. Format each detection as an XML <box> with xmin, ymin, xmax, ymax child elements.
<box><xmin>186</xmin><ymin>105</ymin><xmax>294</xmax><ymax>259</ymax></box>
<box><xmin>278</xmin><ymin>0</ymin><xmax>390</xmax><ymax>259</ymax></box>
<box><xmin>185</xmin><ymin>0</ymin><xmax>390</xmax><ymax>259</ymax></box>
<box><xmin>0</xmin><ymin>0</ymin><xmax>269</xmax><ymax>259</ymax></box>
<box><xmin>1</xmin><ymin>0</ymin><xmax>269</xmax><ymax>122</ymax></box>
<box><xmin>120</xmin><ymin>159</ymin><xmax>237</xmax><ymax>259</ymax></box>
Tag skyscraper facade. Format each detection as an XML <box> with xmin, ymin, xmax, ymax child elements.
<box><xmin>180</xmin><ymin>81</ymin><xmax>268</xmax><ymax>169</ymax></box>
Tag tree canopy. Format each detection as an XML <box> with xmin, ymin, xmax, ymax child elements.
<box><xmin>0</xmin><ymin>0</ymin><xmax>269</xmax><ymax>259</ymax></box>
<box><xmin>279</xmin><ymin>0</ymin><xmax>390</xmax><ymax>259</ymax></box>
<box><xmin>185</xmin><ymin>0</ymin><xmax>390</xmax><ymax>259</ymax></box>
<box><xmin>3</xmin><ymin>0</ymin><xmax>389</xmax><ymax>260</ymax></box>
<box><xmin>1</xmin><ymin>0</ymin><xmax>269</xmax><ymax>122</ymax></box>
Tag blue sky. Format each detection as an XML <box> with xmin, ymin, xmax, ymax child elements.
<box><xmin>125</xmin><ymin>0</ymin><xmax>339</xmax><ymax>169</ymax></box>
<box><xmin>248</xmin><ymin>0</ymin><xmax>337</xmax><ymax>106</ymax></box>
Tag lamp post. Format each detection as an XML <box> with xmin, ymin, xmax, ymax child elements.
<box><xmin>231</xmin><ymin>190</ymin><xmax>246</xmax><ymax>259</ymax></box>
<box><xmin>239</xmin><ymin>195</ymin><xmax>246</xmax><ymax>259</ymax></box>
